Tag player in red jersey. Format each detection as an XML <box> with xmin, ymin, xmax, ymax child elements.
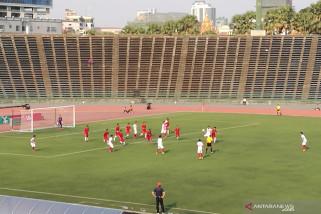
<box><xmin>211</xmin><ymin>127</ymin><xmax>217</xmax><ymax>144</ymax></box>
<box><xmin>83</xmin><ymin>125</ymin><xmax>89</xmax><ymax>142</ymax></box>
<box><xmin>118</xmin><ymin>130</ymin><xmax>126</xmax><ymax>145</ymax></box>
<box><xmin>146</xmin><ymin>129</ymin><xmax>153</xmax><ymax>143</ymax></box>
<box><xmin>141</xmin><ymin>121</ymin><xmax>147</xmax><ymax>137</ymax></box>
<box><xmin>103</xmin><ymin>129</ymin><xmax>109</xmax><ymax>143</ymax></box>
<box><xmin>114</xmin><ymin>123</ymin><xmax>120</xmax><ymax>141</ymax></box>
<box><xmin>125</xmin><ymin>122</ymin><xmax>131</xmax><ymax>138</ymax></box>
<box><xmin>174</xmin><ymin>126</ymin><xmax>180</xmax><ymax>140</ymax></box>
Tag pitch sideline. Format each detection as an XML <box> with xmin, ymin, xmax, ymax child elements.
<box><xmin>0</xmin><ymin>187</ymin><xmax>220</xmax><ymax>214</ymax></box>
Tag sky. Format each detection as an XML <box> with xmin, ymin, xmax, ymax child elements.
<box><xmin>50</xmin><ymin>0</ymin><xmax>318</xmax><ymax>27</ymax></box>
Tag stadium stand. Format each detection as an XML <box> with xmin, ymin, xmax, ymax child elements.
<box><xmin>0</xmin><ymin>35</ymin><xmax>320</xmax><ymax>100</ymax></box>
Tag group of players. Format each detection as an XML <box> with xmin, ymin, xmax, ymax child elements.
<box><xmin>30</xmin><ymin>113</ymin><xmax>308</xmax><ymax>157</ymax></box>
<box><xmin>83</xmin><ymin>118</ymin><xmax>220</xmax><ymax>159</ymax></box>
<box><xmin>83</xmin><ymin>118</ymin><xmax>182</xmax><ymax>156</ymax></box>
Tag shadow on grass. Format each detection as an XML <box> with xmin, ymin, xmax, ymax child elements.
<box><xmin>166</xmin><ymin>202</ymin><xmax>177</xmax><ymax>212</ymax></box>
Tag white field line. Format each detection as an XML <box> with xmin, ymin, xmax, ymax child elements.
<box><xmin>49</xmin><ymin>141</ymin><xmax>144</xmax><ymax>158</ymax></box>
<box><xmin>0</xmin><ymin>152</ymin><xmax>48</xmax><ymax>158</ymax></box>
<box><xmin>0</xmin><ymin>122</ymin><xmax>259</xmax><ymax>159</ymax></box>
<box><xmin>0</xmin><ymin>188</ymin><xmax>219</xmax><ymax>214</ymax></box>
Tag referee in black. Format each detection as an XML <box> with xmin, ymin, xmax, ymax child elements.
<box><xmin>152</xmin><ymin>182</ymin><xmax>166</xmax><ymax>214</ymax></box>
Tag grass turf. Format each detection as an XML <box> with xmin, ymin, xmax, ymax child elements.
<box><xmin>0</xmin><ymin>112</ymin><xmax>321</xmax><ymax>214</ymax></box>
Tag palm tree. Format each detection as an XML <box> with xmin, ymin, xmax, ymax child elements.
<box><xmin>231</xmin><ymin>11</ymin><xmax>256</xmax><ymax>35</ymax></box>
<box><xmin>264</xmin><ymin>6</ymin><xmax>295</xmax><ymax>35</ymax></box>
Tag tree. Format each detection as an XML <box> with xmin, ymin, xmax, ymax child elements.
<box><xmin>296</xmin><ymin>1</ymin><xmax>321</xmax><ymax>34</ymax></box>
<box><xmin>121</xmin><ymin>15</ymin><xmax>200</xmax><ymax>36</ymax></box>
<box><xmin>231</xmin><ymin>11</ymin><xmax>256</xmax><ymax>35</ymax></box>
<box><xmin>264</xmin><ymin>6</ymin><xmax>295</xmax><ymax>35</ymax></box>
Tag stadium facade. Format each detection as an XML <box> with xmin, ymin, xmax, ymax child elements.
<box><xmin>0</xmin><ymin>0</ymin><xmax>61</xmax><ymax>34</ymax></box>
<box><xmin>0</xmin><ymin>0</ymin><xmax>52</xmax><ymax>19</ymax></box>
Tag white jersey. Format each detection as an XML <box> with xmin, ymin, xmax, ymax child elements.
<box><xmin>133</xmin><ymin>123</ymin><xmax>138</xmax><ymax>134</ymax></box>
<box><xmin>161</xmin><ymin>123</ymin><xmax>167</xmax><ymax>134</ymax></box>
<box><xmin>157</xmin><ymin>137</ymin><xmax>164</xmax><ymax>149</ymax></box>
<box><xmin>30</xmin><ymin>137</ymin><xmax>36</xmax><ymax>147</ymax></box>
<box><xmin>301</xmin><ymin>134</ymin><xmax>307</xmax><ymax>145</ymax></box>
<box><xmin>197</xmin><ymin>141</ymin><xmax>203</xmax><ymax>153</ymax></box>
<box><xmin>204</xmin><ymin>128</ymin><xmax>212</xmax><ymax>137</ymax></box>
<box><xmin>108</xmin><ymin>137</ymin><xmax>114</xmax><ymax>148</ymax></box>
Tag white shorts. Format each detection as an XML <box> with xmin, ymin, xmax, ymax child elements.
<box><xmin>302</xmin><ymin>141</ymin><xmax>307</xmax><ymax>146</ymax></box>
<box><xmin>158</xmin><ymin>144</ymin><xmax>164</xmax><ymax>149</ymax></box>
<box><xmin>30</xmin><ymin>143</ymin><xmax>36</xmax><ymax>148</ymax></box>
<box><xmin>108</xmin><ymin>143</ymin><xmax>114</xmax><ymax>148</ymax></box>
<box><xmin>161</xmin><ymin>129</ymin><xmax>167</xmax><ymax>134</ymax></box>
<box><xmin>204</xmin><ymin>133</ymin><xmax>210</xmax><ymax>137</ymax></box>
<box><xmin>197</xmin><ymin>147</ymin><xmax>203</xmax><ymax>153</ymax></box>
<box><xmin>133</xmin><ymin>129</ymin><xmax>137</xmax><ymax>134</ymax></box>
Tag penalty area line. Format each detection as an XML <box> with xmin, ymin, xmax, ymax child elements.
<box><xmin>0</xmin><ymin>187</ymin><xmax>219</xmax><ymax>214</ymax></box>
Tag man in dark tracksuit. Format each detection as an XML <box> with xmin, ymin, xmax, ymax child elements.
<box><xmin>152</xmin><ymin>182</ymin><xmax>166</xmax><ymax>214</ymax></box>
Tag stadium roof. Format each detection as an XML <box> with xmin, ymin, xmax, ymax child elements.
<box><xmin>0</xmin><ymin>195</ymin><xmax>123</xmax><ymax>214</ymax></box>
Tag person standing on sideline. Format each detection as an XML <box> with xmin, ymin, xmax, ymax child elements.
<box><xmin>83</xmin><ymin>125</ymin><xmax>89</xmax><ymax>142</ymax></box>
<box><xmin>152</xmin><ymin>182</ymin><xmax>166</xmax><ymax>214</ymax></box>
<box><xmin>300</xmin><ymin>131</ymin><xmax>308</xmax><ymax>152</ymax></box>
<box><xmin>57</xmin><ymin>115</ymin><xmax>63</xmax><ymax>128</ymax></box>
<box><xmin>30</xmin><ymin>134</ymin><xmax>36</xmax><ymax>152</ymax></box>
<box><xmin>276</xmin><ymin>104</ymin><xmax>282</xmax><ymax>116</ymax></box>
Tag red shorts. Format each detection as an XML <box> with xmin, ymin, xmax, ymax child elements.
<box><xmin>84</xmin><ymin>133</ymin><xmax>89</xmax><ymax>137</ymax></box>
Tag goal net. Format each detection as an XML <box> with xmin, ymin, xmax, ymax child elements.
<box><xmin>12</xmin><ymin>105</ymin><xmax>75</xmax><ymax>132</ymax></box>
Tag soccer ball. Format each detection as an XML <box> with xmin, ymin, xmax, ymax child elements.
<box><xmin>202</xmin><ymin>129</ymin><xmax>205</xmax><ymax>132</ymax></box>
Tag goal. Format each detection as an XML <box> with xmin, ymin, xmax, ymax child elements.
<box><xmin>12</xmin><ymin>105</ymin><xmax>76</xmax><ymax>132</ymax></box>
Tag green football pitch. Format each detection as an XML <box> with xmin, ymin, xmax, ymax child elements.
<box><xmin>0</xmin><ymin>112</ymin><xmax>321</xmax><ymax>214</ymax></box>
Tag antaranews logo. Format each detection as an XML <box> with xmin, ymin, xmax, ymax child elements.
<box><xmin>244</xmin><ymin>202</ymin><xmax>295</xmax><ymax>213</ymax></box>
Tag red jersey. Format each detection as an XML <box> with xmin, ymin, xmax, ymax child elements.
<box><xmin>146</xmin><ymin>130</ymin><xmax>152</xmax><ymax>141</ymax></box>
<box><xmin>175</xmin><ymin>128</ymin><xmax>180</xmax><ymax>136</ymax></box>
<box><xmin>125</xmin><ymin>125</ymin><xmax>131</xmax><ymax>134</ymax></box>
<box><xmin>103</xmin><ymin>131</ymin><xmax>109</xmax><ymax>140</ymax></box>
<box><xmin>211</xmin><ymin>129</ymin><xmax>217</xmax><ymax>138</ymax></box>
<box><xmin>118</xmin><ymin>132</ymin><xmax>124</xmax><ymax>142</ymax></box>
<box><xmin>84</xmin><ymin>127</ymin><xmax>89</xmax><ymax>136</ymax></box>
<box><xmin>115</xmin><ymin>125</ymin><xmax>120</xmax><ymax>133</ymax></box>
<box><xmin>141</xmin><ymin>124</ymin><xmax>147</xmax><ymax>133</ymax></box>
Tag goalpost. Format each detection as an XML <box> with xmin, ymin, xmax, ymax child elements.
<box><xmin>11</xmin><ymin>105</ymin><xmax>76</xmax><ymax>132</ymax></box>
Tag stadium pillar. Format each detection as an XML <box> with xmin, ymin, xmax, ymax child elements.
<box><xmin>112</xmin><ymin>36</ymin><xmax>119</xmax><ymax>97</ymax></box>
<box><xmin>238</xmin><ymin>36</ymin><xmax>253</xmax><ymax>99</ymax></box>
<box><xmin>36</xmin><ymin>36</ymin><xmax>52</xmax><ymax>97</ymax></box>
<box><xmin>256</xmin><ymin>0</ymin><xmax>263</xmax><ymax>30</ymax></box>
<box><xmin>302</xmin><ymin>36</ymin><xmax>318</xmax><ymax>100</ymax></box>
<box><xmin>175</xmin><ymin>37</ymin><xmax>189</xmax><ymax>98</ymax></box>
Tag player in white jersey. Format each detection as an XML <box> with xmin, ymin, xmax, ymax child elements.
<box><xmin>30</xmin><ymin>134</ymin><xmax>36</xmax><ymax>152</ymax></box>
<box><xmin>107</xmin><ymin>134</ymin><xmax>114</xmax><ymax>152</ymax></box>
<box><xmin>156</xmin><ymin>135</ymin><xmax>165</xmax><ymax>155</ymax></box>
<box><xmin>161</xmin><ymin>122</ymin><xmax>167</xmax><ymax>136</ymax></box>
<box><xmin>133</xmin><ymin>121</ymin><xmax>138</xmax><ymax>138</ymax></box>
<box><xmin>300</xmin><ymin>131</ymin><xmax>308</xmax><ymax>152</ymax></box>
<box><xmin>196</xmin><ymin>139</ymin><xmax>204</xmax><ymax>160</ymax></box>
<box><xmin>204</xmin><ymin>126</ymin><xmax>212</xmax><ymax>138</ymax></box>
